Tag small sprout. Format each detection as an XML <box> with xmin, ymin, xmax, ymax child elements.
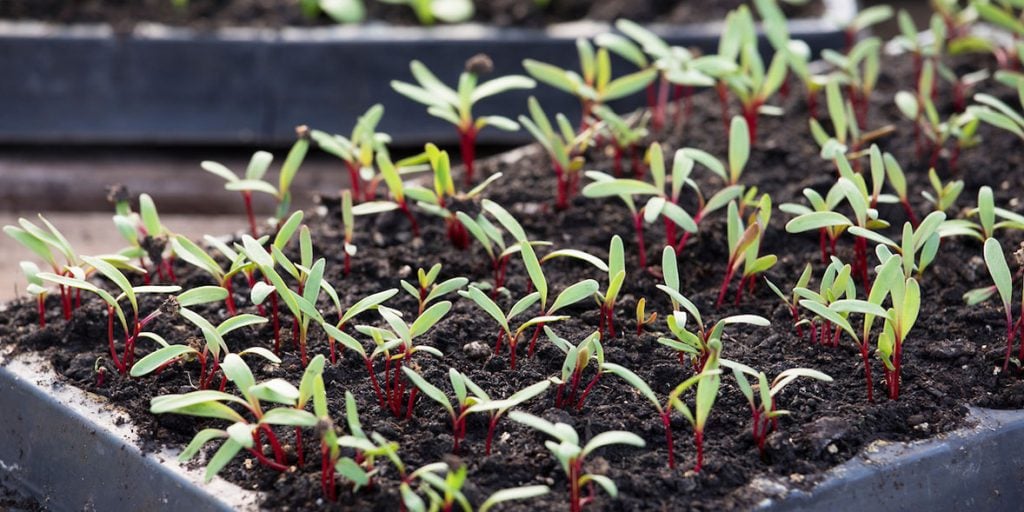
<box><xmin>457</xmin><ymin>204</ymin><xmax>535</xmax><ymax>295</ymax></box>
<box><xmin>378</xmin><ymin>0</ymin><xmax>473</xmax><ymax>25</ymax></box>
<box><xmin>809</xmin><ymin>78</ymin><xmax>894</xmax><ymax>164</ymax></box>
<box><xmin>465</xmin><ymin>379</ymin><xmax>551</xmax><ymax>455</ymax></box>
<box><xmin>391</xmin><ymin>58</ymin><xmax>534</xmax><ymax>186</ymax></box>
<box><xmin>5</xmin><ymin>215</ymin><xmax>86</xmax><ymax>320</ymax></box>
<box><xmin>593</xmin><ymin>105</ymin><xmax>648</xmax><ymax>179</ymax></box>
<box><xmin>524</xmin><ymin>38</ymin><xmax>657</xmax><ymax>128</ymax></box>
<box><xmin>311</xmin><ymin>104</ymin><xmax>388</xmax><ymax>202</ymax></box>
<box><xmin>201</xmin><ymin>129</ymin><xmax>309</xmax><ymax>233</ymax></box>
<box><xmin>605</xmin><ymin>360</ymin><xmax>721</xmax><ymax>469</ymax></box>
<box><xmin>352</xmin><ymin>303</ymin><xmax>450</xmax><ymax>418</ymax></box>
<box><xmin>821</xmin><ymin>36</ymin><xmax>886</xmax><ymax>132</ymax></box>
<box><xmin>19</xmin><ymin>261</ymin><xmax>48</xmax><ymax>328</ymax></box>
<box><xmin>405</xmin><ymin>144</ymin><xmax>504</xmax><ymax>249</ymax></box>
<box><xmin>171</xmin><ymin>235</ymin><xmax>254</xmax><ymax>316</ymax></box>
<box><xmin>319</xmin><ymin>287</ymin><xmax>398</xmax><ymax>370</ymax></box>
<box><xmin>519</xmin><ymin>96</ymin><xmax>593</xmax><ymax>209</ymax></box>
<box><xmin>635</xmin><ymin>297</ymin><xmax>657</xmax><ymax>335</ymax></box>
<box><xmin>593</xmin><ymin>235</ymin><xmax>626</xmax><ymax>338</ymax></box>
<box><xmin>509</xmin><ymin>411</ymin><xmax>644</xmax><ymax>512</ymax></box>
<box><xmin>840</xmin><ymin>4</ymin><xmax>893</xmax><ymax>53</ymax></box>
<box><xmin>765</xmin><ymin>263</ymin><xmax>813</xmax><ymax>336</ymax></box>
<box><xmin>401</xmin><ymin>264</ymin><xmax>469</xmax><ymax>316</ymax></box>
<box><xmin>871</xmin><ymin>254</ymin><xmax>921</xmax><ymax>399</ymax></box>
<box><xmin>655</xmin><ymin>293</ymin><xmax>769</xmax><ymax>371</ymax></box>
<box><xmin>968</xmin><ymin>91</ymin><xmax>1024</xmax><ymax>142</ymax></box>
<box><xmin>716</xmin><ymin>195</ymin><xmax>776</xmax><ymax>308</ymax></box>
<box><xmin>151</xmin><ymin>354</ymin><xmax>318</xmax><ymax>481</ymax></box>
<box><xmin>969</xmin><ymin>238</ymin><xmax>1021</xmax><ymax>372</ymax></box>
<box><xmin>721</xmin><ymin>25</ymin><xmax>789</xmax><ymax>142</ymax></box>
<box><xmin>922</xmin><ymin>168</ymin><xmax>965</xmax><ymax>213</ymax></box>
<box><xmin>546</xmin><ymin>329</ymin><xmax>608</xmax><ymax>410</ymax></box>
<box><xmin>721</xmin><ymin>360</ymin><xmax>833</xmax><ymax>458</ymax></box>
<box><xmin>39</xmin><ymin>257</ymin><xmax>181</xmax><ymax>376</ymax></box>
<box><xmin>402</xmin><ymin>367</ymin><xmax>488</xmax><ymax>453</ymax></box>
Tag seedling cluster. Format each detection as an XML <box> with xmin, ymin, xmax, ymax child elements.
<box><xmin>6</xmin><ymin>1</ymin><xmax>1024</xmax><ymax>509</ymax></box>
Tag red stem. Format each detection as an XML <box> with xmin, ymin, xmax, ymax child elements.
<box><xmin>485</xmin><ymin>416</ymin><xmax>499</xmax><ymax>455</ymax></box>
<box><xmin>243</xmin><ymin>191</ymin><xmax>258</xmax><ymax>237</ymax></box>
<box><xmin>223</xmin><ymin>278</ymin><xmax>237</xmax><ymax>316</ymax></box>
<box><xmin>633</xmin><ymin>213</ymin><xmax>647</xmax><ymax>268</ymax></box>
<box><xmin>662</xmin><ymin>412</ymin><xmax>675</xmax><ymax>469</ymax></box>
<box><xmin>459</xmin><ymin>126</ymin><xmax>477</xmax><ymax>188</ymax></box>
<box><xmin>345</xmin><ymin>161</ymin><xmax>362</xmax><ymax>201</ymax></box>
<box><xmin>694</xmin><ymin>429</ymin><xmax>704</xmax><ymax>473</ymax></box>
<box><xmin>36</xmin><ymin>296</ymin><xmax>46</xmax><ymax>328</ymax></box>
<box><xmin>526</xmin><ymin>323</ymin><xmax>545</xmax><ymax>358</ymax></box>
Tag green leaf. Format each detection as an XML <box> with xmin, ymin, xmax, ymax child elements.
<box><xmin>603</xmin><ymin>362</ymin><xmax>660</xmax><ymax>411</ymax></box>
<box><xmin>984</xmin><ymin>238</ymin><xmax>1013</xmax><ymax>308</ymax></box>
<box><xmin>340</xmin><ymin>288</ymin><xmax>399</xmax><ymax>325</ymax></box>
<box><xmin>260</xmin><ymin>408</ymin><xmax>318</xmax><ymax>427</ymax></box>
<box><xmin>541</xmin><ymin>249</ymin><xmax>609</xmax><ymax>272</ymax></box>
<box><xmin>249</xmin><ymin>379</ymin><xmax>301</xmax><ymax>405</ymax></box>
<box><xmin>130</xmin><ymin>345</ymin><xmax>196</xmax><ymax>377</ymax></box>
<box><xmin>204</xmin><ymin>439</ymin><xmax>243</xmax><ymax>483</ymax></box>
<box><xmin>473</xmin><ymin>75</ymin><xmax>536</xmax><ymax>103</ymax></box>
<box><xmin>479</xmin><ymin>485</ymin><xmax>550</xmax><ymax>512</ymax></box>
<box><xmin>728</xmin><ymin>116</ymin><xmax>750</xmax><ymax>183</ymax></box>
<box><xmin>179</xmin><ymin>428</ymin><xmax>227</xmax><ymax>461</ymax></box>
<box><xmin>522</xmin><ymin>60</ymin><xmax>578</xmax><ymax>95</ymax></box>
<box><xmin>178</xmin><ymin>285</ymin><xmax>229</xmax><ymax>307</ymax></box>
<box><xmin>401</xmin><ymin>367</ymin><xmax>454</xmax><ymax>416</ymax></box>
<box><xmin>548</xmin><ymin>280</ymin><xmax>599</xmax><ymax>314</ymax></box>
<box><xmin>458</xmin><ymin>287</ymin><xmax>510</xmax><ymax>334</ymax></box>
<box><xmin>508</xmin><ymin>411</ymin><xmax>578</xmax><ymax>445</ymax></box>
<box><xmin>220</xmin><ymin>354</ymin><xmax>255</xmax><ymax>396</ymax></box>
<box><xmin>410</xmin><ymin>301</ymin><xmax>452</xmax><ymax>339</ymax></box>
<box><xmin>217</xmin><ymin>313</ymin><xmax>268</xmax><ymax>336</ymax></box>
<box><xmin>582</xmin><ymin>179</ymin><xmax>661</xmax><ymax>198</ymax></box>
<box><xmin>150</xmin><ymin>390</ymin><xmax>249</xmax><ymax>414</ymax></box>
<box><xmin>581</xmin><ymin>430</ymin><xmax>645</xmax><ymax>457</ymax></box>
<box><xmin>786</xmin><ymin>211</ymin><xmax>852</xmax><ymax>232</ymax></box>
<box><xmin>602</xmin><ymin>68</ymin><xmax>658</xmax><ymax>101</ymax></box>
<box><xmin>519</xmin><ymin>243</ymin><xmax>548</xmax><ymax>309</ymax></box>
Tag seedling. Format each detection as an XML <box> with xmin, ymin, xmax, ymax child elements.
<box><xmin>391</xmin><ymin>57</ymin><xmax>534</xmax><ymax>186</ymax></box>
<box><xmin>656</xmin><ymin>298</ymin><xmax>769</xmax><ymax>372</ymax></box>
<box><xmin>523</xmin><ymin>38</ymin><xmax>657</xmax><ymax>128</ymax></box>
<box><xmin>465</xmin><ymin>379</ymin><xmax>551</xmax><ymax>454</ymax></box>
<box><xmin>922</xmin><ymin>168</ymin><xmax>965</xmax><ymax>213</ymax></box>
<box><xmin>201</xmin><ymin>127</ymin><xmax>310</xmax><ymax>233</ymax></box>
<box><xmin>509</xmin><ymin>411</ymin><xmax>644</xmax><ymax>512</ymax></box>
<box><xmin>969</xmin><ymin>238</ymin><xmax>1022</xmax><ymax>372</ymax></box>
<box><xmin>968</xmin><ymin>91</ymin><xmax>1024</xmax><ymax>142</ymax></box>
<box><xmin>378</xmin><ymin>0</ymin><xmax>473</xmax><ymax>25</ymax></box>
<box><xmin>402</xmin><ymin>367</ymin><xmax>487</xmax><ymax>453</ymax></box>
<box><xmin>716</xmin><ymin>196</ymin><xmax>776</xmax><ymax>308</ymax></box>
<box><xmin>720</xmin><ymin>19</ymin><xmax>789</xmax><ymax>142</ymax></box>
<box><xmin>765</xmin><ymin>263</ymin><xmax>814</xmax><ymax>336</ymax></box>
<box><xmin>545</xmin><ymin>329</ymin><xmax>608</xmax><ymax>410</ymax></box>
<box><xmin>370</xmin><ymin>151</ymin><xmax>422</xmax><ymax>236</ymax></box>
<box><xmin>456</xmin><ymin>209</ymin><xmax>531</xmax><ymax>295</ymax></box>
<box><xmin>593</xmin><ymin>235</ymin><xmax>625</xmax><ymax>338</ymax></box>
<box><xmin>880</xmin><ymin>152</ymin><xmax>920</xmax><ymax>226</ymax></box>
<box><xmin>459</xmin><ymin>273</ymin><xmax>597</xmax><ymax>369</ymax></box>
<box><xmin>635</xmin><ymin>297</ymin><xmax>658</xmax><ymax>335</ymax></box>
<box><xmin>822</xmin><ymin>37</ymin><xmax>884</xmax><ymax>130</ymax></box>
<box><xmin>755</xmin><ymin>0</ymin><xmax>823</xmax><ymax>118</ymax></box>
<box><xmin>593</xmin><ymin>106</ymin><xmax>649</xmax><ymax>179</ymax></box>
<box><xmin>151</xmin><ymin>354</ymin><xmax>318</xmax><ymax>480</ymax></box>
<box><xmin>518</xmin><ymin>96</ymin><xmax>593</xmax><ymax>209</ymax></box>
<box><xmin>107</xmin><ymin>190</ymin><xmax>178</xmax><ymax>285</ymax></box>
<box><xmin>311</xmin><ymin>104</ymin><xmax>389</xmax><ymax>202</ymax></box>
<box><xmin>973</xmin><ymin>0</ymin><xmax>1024</xmax><ymax>68</ymax></box>
<box><xmin>941</xmin><ymin>186</ymin><xmax>1024</xmax><ymax>241</ymax></box>
<box><xmin>171</xmin><ymin>235</ymin><xmax>254</xmax><ymax>315</ymax></box>
<box><xmin>401</xmin><ymin>264</ymin><xmax>469</xmax><ymax>315</ymax></box>
<box><xmin>603</xmin><ymin>19</ymin><xmax>733</xmax><ymax>131</ymax></box>
<box><xmin>39</xmin><ymin>257</ymin><xmax>181</xmax><ymax>375</ymax></box>
<box><xmin>721</xmin><ymin>361</ymin><xmax>833</xmax><ymax>458</ymax></box>
<box><xmin>840</xmin><ymin>5</ymin><xmax>893</xmax><ymax>53</ymax></box>
<box><xmin>19</xmin><ymin>261</ymin><xmax>48</xmax><ymax>327</ymax></box>
<box><xmin>354</xmin><ymin>304</ymin><xmax>450</xmax><ymax>418</ymax></box>
<box><xmin>319</xmin><ymin>390</ymin><xmax>376</xmax><ymax>500</ymax></box>
<box><xmin>894</xmin><ymin>64</ymin><xmax>983</xmax><ymax>170</ymax></box>
<box><xmin>605</xmin><ymin>361</ymin><xmax>721</xmax><ymax>469</ymax></box>
<box><xmin>848</xmin><ymin>211</ymin><xmax>947</xmax><ymax>280</ymax></box>
<box><xmin>872</xmin><ymin>254</ymin><xmax>922</xmax><ymax>399</ymax></box>
<box><xmin>792</xmin><ymin>257</ymin><xmax>859</xmax><ymax>348</ymax></box>
<box><xmin>404</xmin><ymin>144</ymin><xmax>504</xmax><ymax>249</ymax></box>
<box><xmin>809</xmin><ymin>79</ymin><xmax>895</xmax><ymax>165</ymax></box>
<box><xmin>5</xmin><ymin>215</ymin><xmax>89</xmax><ymax>320</ymax></box>
<box><xmin>130</xmin><ymin>300</ymin><xmax>271</xmax><ymax>390</ymax></box>
<box><xmin>478</xmin><ymin>485</ymin><xmax>551</xmax><ymax>512</ymax></box>
<box><xmin>642</xmin><ymin>142</ymin><xmax>702</xmax><ymax>249</ymax></box>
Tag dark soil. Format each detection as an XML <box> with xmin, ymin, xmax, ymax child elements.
<box><xmin>0</xmin><ymin>477</ymin><xmax>44</xmax><ymax>512</ymax></box>
<box><xmin>0</xmin><ymin>0</ymin><xmax>822</xmax><ymax>30</ymax></box>
<box><xmin>2</xmin><ymin>52</ymin><xmax>1023</xmax><ymax>511</ymax></box>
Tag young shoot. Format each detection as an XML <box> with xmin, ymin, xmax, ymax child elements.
<box><xmin>404</xmin><ymin>144</ymin><xmax>504</xmax><ymax>250</ymax></box>
<box><xmin>5</xmin><ymin>215</ymin><xmax>89</xmax><ymax>321</ymax></box>
<box><xmin>518</xmin><ymin>96</ymin><xmax>593</xmax><ymax>210</ymax></box>
<box><xmin>171</xmin><ymin>235</ymin><xmax>254</xmax><ymax>315</ymax></box>
<box><xmin>523</xmin><ymin>38</ymin><xmax>657</xmax><ymax>128</ymax></box>
<box><xmin>546</xmin><ymin>329</ymin><xmax>607</xmax><ymax>410</ymax></box>
<box><xmin>508</xmin><ymin>411</ymin><xmax>645</xmax><ymax>512</ymax></box>
<box><xmin>464</xmin><ymin>379</ymin><xmax>551</xmax><ymax>455</ymax></box>
<box><xmin>593</xmin><ymin>105</ymin><xmax>649</xmax><ymax>179</ymax></box>
<box><xmin>311</xmin><ymin>104</ymin><xmax>389</xmax><ymax>202</ymax></box>
<box><xmin>604</xmin><ymin>361</ymin><xmax>722</xmax><ymax>469</ymax></box>
<box><xmin>400</xmin><ymin>264</ymin><xmax>469</xmax><ymax>316</ymax></box>
<box><xmin>716</xmin><ymin>196</ymin><xmax>776</xmax><ymax>308</ymax></box>
<box><xmin>765</xmin><ymin>263</ymin><xmax>814</xmax><ymax>336</ymax></box>
<box><xmin>721</xmin><ymin>360</ymin><xmax>833</xmax><ymax>458</ymax></box>
<box><xmin>968</xmin><ymin>238</ymin><xmax>1022</xmax><ymax>372</ymax></box>
<box><xmin>151</xmin><ymin>354</ymin><xmax>318</xmax><ymax>480</ymax></box>
<box><xmin>402</xmin><ymin>367</ymin><xmax>487</xmax><ymax>453</ymax></box>
<box><xmin>391</xmin><ymin>56</ymin><xmax>534</xmax><ymax>186</ymax></box>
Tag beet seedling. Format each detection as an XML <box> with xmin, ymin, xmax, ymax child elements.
<box><xmin>604</xmin><ymin>361</ymin><xmax>721</xmax><ymax>469</ymax></box>
<box><xmin>39</xmin><ymin>257</ymin><xmax>181</xmax><ymax>376</ymax></box>
<box><xmin>465</xmin><ymin>379</ymin><xmax>551</xmax><ymax>455</ymax></box>
<box><xmin>968</xmin><ymin>91</ymin><xmax>1024</xmax><ymax>142</ymax></box>
<box><xmin>171</xmin><ymin>235</ymin><xmax>252</xmax><ymax>315</ymax></box>
<box><xmin>822</xmin><ymin>37</ymin><xmax>884</xmax><ymax>130</ymax></box>
<box><xmin>518</xmin><ymin>96</ymin><xmax>592</xmax><ymax>209</ymax></box>
<box><xmin>720</xmin><ymin>360</ymin><xmax>833</xmax><ymax>458</ymax></box>
<box><xmin>456</xmin><ymin>211</ymin><xmax>527</xmax><ymax>295</ymax></box>
<box><xmin>401</xmin><ymin>264</ymin><xmax>469</xmax><ymax>315</ymax></box>
<box><xmin>107</xmin><ymin>190</ymin><xmax>178</xmax><ymax>284</ymax></box>
<box><xmin>356</xmin><ymin>303</ymin><xmax>451</xmax><ymax>418</ymax></box>
<box><xmin>716</xmin><ymin>196</ymin><xmax>776</xmax><ymax>308</ymax></box>
<box><xmin>792</xmin><ymin>257</ymin><xmax>858</xmax><ymax>348</ymax></box>
<box><xmin>593</xmin><ymin>235</ymin><xmax>625</xmax><ymax>338</ymax></box>
<box><xmin>871</xmin><ymin>254</ymin><xmax>921</xmax><ymax>399</ymax></box>
<box><xmin>509</xmin><ymin>411</ymin><xmax>645</xmax><ymax>512</ymax></box>
<box><xmin>809</xmin><ymin>80</ymin><xmax>894</xmax><ymax>164</ymax></box>
<box><xmin>405</xmin><ymin>144</ymin><xmax>504</xmax><ymax>249</ymax></box>
<box><xmin>895</xmin><ymin>69</ymin><xmax>983</xmax><ymax>170</ymax></box>
<box><xmin>656</xmin><ymin>301</ymin><xmax>769</xmax><ymax>372</ymax></box>
<box><xmin>721</xmin><ymin>23</ymin><xmax>789</xmax><ymax>142</ymax></box>
<box><xmin>524</xmin><ymin>38</ymin><xmax>657</xmax><ymax>128</ymax></box>
<box><xmin>970</xmin><ymin>238</ymin><xmax>1022</xmax><ymax>372</ymax></box>
<box><xmin>635</xmin><ymin>297</ymin><xmax>658</xmax><ymax>335</ymax></box>
<box><xmin>479</xmin><ymin>485</ymin><xmax>551</xmax><ymax>512</ymax></box>
<box><xmin>18</xmin><ymin>262</ymin><xmax>48</xmax><ymax>328</ymax></box>
<box><xmin>839</xmin><ymin>5</ymin><xmax>893</xmax><ymax>53</ymax></box>
<box><xmin>151</xmin><ymin>354</ymin><xmax>318</xmax><ymax>480</ymax></box>
<box><xmin>311</xmin><ymin>104</ymin><xmax>389</xmax><ymax>202</ymax></box>
<box><xmin>922</xmin><ymin>169</ymin><xmax>965</xmax><ymax>213</ymax></box>
<box><xmin>765</xmin><ymin>263</ymin><xmax>814</xmax><ymax>336</ymax></box>
<box><xmin>401</xmin><ymin>367</ymin><xmax>488</xmax><ymax>453</ymax></box>
<box><xmin>545</xmin><ymin>329</ymin><xmax>608</xmax><ymax>410</ymax></box>
<box><xmin>593</xmin><ymin>106</ymin><xmax>649</xmax><ymax>179</ymax></box>
<box><xmin>391</xmin><ymin>57</ymin><xmax>534</xmax><ymax>186</ymax></box>
<box><xmin>202</xmin><ymin>127</ymin><xmax>310</xmax><ymax>232</ymax></box>
<box><xmin>379</xmin><ymin>0</ymin><xmax>473</xmax><ymax>24</ymax></box>
<box><xmin>5</xmin><ymin>215</ymin><xmax>91</xmax><ymax>321</ymax></box>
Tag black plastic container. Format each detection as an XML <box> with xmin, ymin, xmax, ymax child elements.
<box><xmin>0</xmin><ymin>0</ymin><xmax>855</xmax><ymax>147</ymax></box>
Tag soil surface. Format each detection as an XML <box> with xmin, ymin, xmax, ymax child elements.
<box><xmin>0</xmin><ymin>0</ymin><xmax>822</xmax><ymax>30</ymax></box>
<box><xmin>2</xmin><ymin>53</ymin><xmax>1024</xmax><ymax>511</ymax></box>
